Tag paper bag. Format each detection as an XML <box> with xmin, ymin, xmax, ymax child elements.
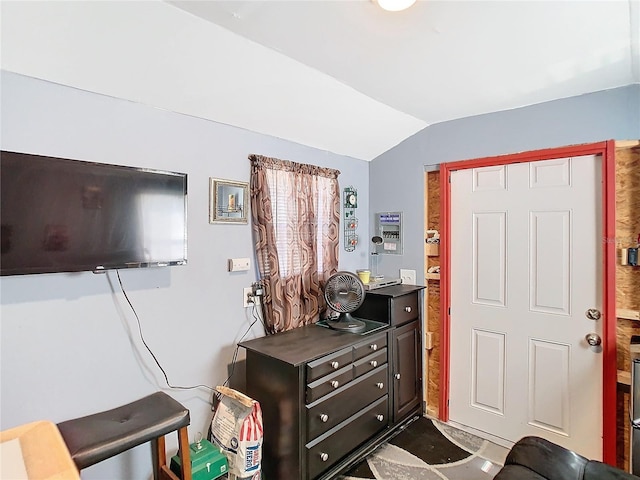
<box><xmin>211</xmin><ymin>386</ymin><xmax>263</xmax><ymax>479</ymax></box>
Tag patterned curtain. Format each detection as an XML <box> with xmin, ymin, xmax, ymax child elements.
<box><xmin>249</xmin><ymin>154</ymin><xmax>340</xmax><ymax>334</ymax></box>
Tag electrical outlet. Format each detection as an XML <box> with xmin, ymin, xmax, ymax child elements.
<box><xmin>243</xmin><ymin>287</ymin><xmax>253</xmax><ymax>307</ymax></box>
<box><xmin>400</xmin><ymin>269</ymin><xmax>416</xmax><ymax>285</ymax></box>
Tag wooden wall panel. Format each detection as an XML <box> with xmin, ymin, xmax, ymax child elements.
<box><xmin>614</xmin><ymin>141</ymin><xmax>640</xmax><ymax>471</ymax></box>
<box><xmin>426</xmin><ymin>278</ymin><xmax>440</xmax><ymax>416</ymax></box>
<box><xmin>425</xmin><ymin>170</ymin><xmax>441</xmax><ymax>417</ymax></box>
<box><xmin>615</xmin><ymin>143</ymin><xmax>640</xmax><ymax>312</ymax></box>
<box><xmin>426</xmin><ymin>172</ymin><xmax>440</xmax><ymax>235</ymax></box>
<box><xmin>618</xmin><ymin>386</ymin><xmax>631</xmax><ymax>470</ymax></box>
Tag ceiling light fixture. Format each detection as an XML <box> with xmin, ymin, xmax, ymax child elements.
<box><xmin>375</xmin><ymin>0</ymin><xmax>417</xmax><ymax>12</ymax></box>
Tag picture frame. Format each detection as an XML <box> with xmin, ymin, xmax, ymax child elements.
<box><xmin>209</xmin><ymin>178</ymin><xmax>249</xmax><ymax>224</ymax></box>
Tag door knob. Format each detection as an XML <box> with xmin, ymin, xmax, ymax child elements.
<box><xmin>585</xmin><ymin>333</ymin><xmax>602</xmax><ymax>347</ymax></box>
<box><xmin>585</xmin><ymin>309</ymin><xmax>601</xmax><ymax>321</ymax></box>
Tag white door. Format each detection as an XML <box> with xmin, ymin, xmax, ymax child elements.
<box><xmin>449</xmin><ymin>156</ymin><xmax>603</xmax><ymax>459</ymax></box>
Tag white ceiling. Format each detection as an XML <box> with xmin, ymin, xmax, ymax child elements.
<box><xmin>2</xmin><ymin>1</ymin><xmax>639</xmax><ymax>161</ymax></box>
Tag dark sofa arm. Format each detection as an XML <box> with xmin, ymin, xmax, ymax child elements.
<box><xmin>584</xmin><ymin>460</ymin><xmax>639</xmax><ymax>479</ymax></box>
<box><xmin>500</xmin><ymin>436</ymin><xmax>588</xmax><ymax>480</ymax></box>
<box><xmin>496</xmin><ymin>436</ymin><xmax>638</xmax><ymax>480</ymax></box>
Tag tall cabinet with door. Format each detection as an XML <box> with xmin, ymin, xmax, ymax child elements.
<box><xmin>353</xmin><ymin>284</ymin><xmax>424</xmax><ymax>422</ymax></box>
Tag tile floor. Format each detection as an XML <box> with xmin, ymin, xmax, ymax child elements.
<box><xmin>340</xmin><ymin>417</ymin><xmax>511</xmax><ymax>480</ymax></box>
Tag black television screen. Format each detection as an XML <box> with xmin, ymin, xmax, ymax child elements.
<box><xmin>1</xmin><ymin>151</ymin><xmax>187</xmax><ymax>276</ymax></box>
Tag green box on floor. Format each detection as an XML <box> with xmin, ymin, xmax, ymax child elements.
<box><xmin>170</xmin><ymin>439</ymin><xmax>228</xmax><ymax>480</ymax></box>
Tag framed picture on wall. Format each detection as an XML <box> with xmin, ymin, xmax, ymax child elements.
<box><xmin>209</xmin><ymin>178</ymin><xmax>249</xmax><ymax>224</ymax></box>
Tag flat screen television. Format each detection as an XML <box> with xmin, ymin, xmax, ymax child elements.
<box><xmin>1</xmin><ymin>151</ymin><xmax>188</xmax><ymax>276</ymax></box>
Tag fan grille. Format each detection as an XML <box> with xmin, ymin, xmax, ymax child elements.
<box><xmin>324</xmin><ymin>272</ymin><xmax>365</xmax><ymax>313</ymax></box>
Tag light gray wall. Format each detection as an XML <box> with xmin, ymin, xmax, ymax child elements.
<box><xmin>0</xmin><ymin>71</ymin><xmax>370</xmax><ymax>479</ymax></box>
<box><xmin>370</xmin><ymin>84</ymin><xmax>640</xmax><ymax>283</ymax></box>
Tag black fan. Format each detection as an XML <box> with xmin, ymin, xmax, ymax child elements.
<box><xmin>324</xmin><ymin>271</ymin><xmax>366</xmax><ymax>333</ymax></box>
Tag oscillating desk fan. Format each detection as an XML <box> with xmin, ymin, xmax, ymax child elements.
<box><xmin>324</xmin><ymin>271</ymin><xmax>366</xmax><ymax>333</ymax></box>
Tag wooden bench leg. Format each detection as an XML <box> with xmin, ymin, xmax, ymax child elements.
<box><xmin>155</xmin><ymin>427</ymin><xmax>192</xmax><ymax>480</ymax></box>
<box><xmin>177</xmin><ymin>427</ymin><xmax>192</xmax><ymax>480</ymax></box>
<box><xmin>154</xmin><ymin>435</ymin><xmax>166</xmax><ymax>480</ymax></box>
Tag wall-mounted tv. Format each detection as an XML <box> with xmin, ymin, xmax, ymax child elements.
<box><xmin>1</xmin><ymin>151</ymin><xmax>188</xmax><ymax>276</ymax></box>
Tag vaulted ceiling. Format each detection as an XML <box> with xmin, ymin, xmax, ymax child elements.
<box><xmin>2</xmin><ymin>1</ymin><xmax>638</xmax><ymax>161</ymax></box>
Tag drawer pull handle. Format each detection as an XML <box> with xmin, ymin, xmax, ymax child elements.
<box><xmin>330</xmin><ymin>361</ymin><xmax>339</xmax><ymax>369</ymax></box>
<box><xmin>320</xmin><ymin>452</ymin><xmax>329</xmax><ymax>462</ymax></box>
<box><xmin>376</xmin><ymin>414</ymin><xmax>385</xmax><ymax>422</ymax></box>
<box><xmin>376</xmin><ymin>382</ymin><xmax>384</xmax><ymax>389</ymax></box>
<box><xmin>395</xmin><ymin>373</ymin><xmax>401</xmax><ymax>380</ymax></box>
<box><xmin>330</xmin><ymin>380</ymin><xmax>340</xmax><ymax>389</ymax></box>
<box><xmin>404</xmin><ymin>306</ymin><xmax>412</xmax><ymax>313</ymax></box>
<box><xmin>320</xmin><ymin>413</ymin><xmax>329</xmax><ymax>423</ymax></box>
<box><xmin>370</xmin><ymin>360</ymin><xmax>378</xmax><ymax>368</ymax></box>
<box><xmin>370</xmin><ymin>344</ymin><xmax>378</xmax><ymax>351</ymax></box>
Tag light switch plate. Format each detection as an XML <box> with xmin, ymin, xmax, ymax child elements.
<box><xmin>400</xmin><ymin>269</ymin><xmax>416</xmax><ymax>285</ymax></box>
<box><xmin>229</xmin><ymin>257</ymin><xmax>250</xmax><ymax>272</ymax></box>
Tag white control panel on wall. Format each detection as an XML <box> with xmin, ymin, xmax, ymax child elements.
<box><xmin>376</xmin><ymin>212</ymin><xmax>403</xmax><ymax>255</ymax></box>
<box><xmin>228</xmin><ymin>258</ymin><xmax>250</xmax><ymax>272</ymax></box>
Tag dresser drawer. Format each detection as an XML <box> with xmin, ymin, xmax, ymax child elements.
<box><xmin>390</xmin><ymin>294</ymin><xmax>418</xmax><ymax>325</ymax></box>
<box><xmin>307</xmin><ymin>347</ymin><xmax>352</xmax><ymax>383</ymax></box>
<box><xmin>306</xmin><ymin>365</ymin><xmax>354</xmax><ymax>403</ymax></box>
<box><xmin>353</xmin><ymin>348</ymin><xmax>387</xmax><ymax>378</ymax></box>
<box><xmin>306</xmin><ymin>396</ymin><xmax>389</xmax><ymax>480</ymax></box>
<box><xmin>307</xmin><ymin>365</ymin><xmax>388</xmax><ymax>439</ymax></box>
<box><xmin>353</xmin><ymin>333</ymin><xmax>387</xmax><ymax>361</ymax></box>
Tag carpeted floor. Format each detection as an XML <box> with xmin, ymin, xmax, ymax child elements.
<box><xmin>339</xmin><ymin>417</ymin><xmax>510</xmax><ymax>480</ymax></box>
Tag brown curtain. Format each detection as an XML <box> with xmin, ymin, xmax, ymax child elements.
<box><xmin>249</xmin><ymin>154</ymin><xmax>340</xmax><ymax>334</ymax></box>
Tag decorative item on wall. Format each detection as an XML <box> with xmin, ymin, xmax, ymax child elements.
<box><xmin>343</xmin><ymin>186</ymin><xmax>358</xmax><ymax>251</ymax></box>
<box><xmin>209</xmin><ymin>178</ymin><xmax>249</xmax><ymax>224</ymax></box>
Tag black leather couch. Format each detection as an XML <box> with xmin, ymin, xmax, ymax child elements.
<box><xmin>494</xmin><ymin>436</ymin><xmax>638</xmax><ymax>479</ymax></box>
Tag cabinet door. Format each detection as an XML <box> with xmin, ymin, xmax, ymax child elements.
<box><xmin>392</xmin><ymin>320</ymin><xmax>421</xmax><ymax>421</ymax></box>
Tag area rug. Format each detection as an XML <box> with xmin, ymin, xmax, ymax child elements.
<box><xmin>339</xmin><ymin>417</ymin><xmax>509</xmax><ymax>480</ymax></box>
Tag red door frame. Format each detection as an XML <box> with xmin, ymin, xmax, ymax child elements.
<box><xmin>438</xmin><ymin>140</ymin><xmax>617</xmax><ymax>464</ymax></box>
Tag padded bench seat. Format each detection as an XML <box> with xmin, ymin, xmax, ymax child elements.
<box><xmin>57</xmin><ymin>392</ymin><xmax>191</xmax><ymax>480</ymax></box>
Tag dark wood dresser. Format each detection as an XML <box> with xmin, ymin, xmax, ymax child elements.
<box><xmin>239</xmin><ymin>284</ymin><xmax>424</xmax><ymax>480</ymax></box>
